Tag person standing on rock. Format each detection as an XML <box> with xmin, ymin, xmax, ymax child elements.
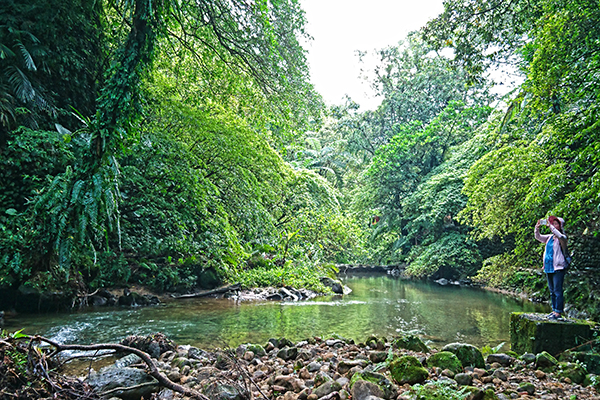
<box><xmin>535</xmin><ymin>216</ymin><xmax>569</xmax><ymax>320</ymax></box>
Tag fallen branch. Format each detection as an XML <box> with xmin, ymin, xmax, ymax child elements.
<box><xmin>172</xmin><ymin>283</ymin><xmax>241</xmax><ymax>299</ymax></box>
<box><xmin>101</xmin><ymin>381</ymin><xmax>159</xmax><ymax>397</ymax></box>
<box><xmin>31</xmin><ymin>335</ymin><xmax>210</xmax><ymax>400</ymax></box>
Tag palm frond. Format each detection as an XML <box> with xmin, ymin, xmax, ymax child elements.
<box><xmin>6</xmin><ymin>65</ymin><xmax>35</xmax><ymax>102</ymax></box>
<box><xmin>16</xmin><ymin>42</ymin><xmax>36</xmax><ymax>71</ymax></box>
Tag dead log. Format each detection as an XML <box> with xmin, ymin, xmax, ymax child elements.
<box><xmin>172</xmin><ymin>283</ymin><xmax>241</xmax><ymax>299</ymax></box>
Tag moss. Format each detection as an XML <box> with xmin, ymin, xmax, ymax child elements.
<box><xmin>482</xmin><ymin>387</ymin><xmax>499</xmax><ymax>400</ymax></box>
<box><xmin>349</xmin><ymin>371</ymin><xmax>396</xmax><ymax>399</ymax></box>
<box><xmin>535</xmin><ymin>351</ymin><xmax>558</xmax><ymax>370</ymax></box>
<box><xmin>557</xmin><ymin>362</ymin><xmax>587</xmax><ymax>384</ymax></box>
<box><xmin>392</xmin><ymin>334</ymin><xmax>430</xmax><ymax>353</ymax></box>
<box><xmin>510</xmin><ymin>312</ymin><xmax>595</xmax><ymax>356</ymax></box>
<box><xmin>442</xmin><ymin>343</ymin><xmax>485</xmax><ymax>369</ymax></box>
<box><xmin>389</xmin><ymin>355</ymin><xmax>429</xmax><ymax>385</ymax></box>
<box><xmin>427</xmin><ymin>351</ymin><xmax>463</xmax><ymax>375</ymax></box>
<box><xmin>245</xmin><ymin>344</ymin><xmax>266</xmax><ymax>357</ymax></box>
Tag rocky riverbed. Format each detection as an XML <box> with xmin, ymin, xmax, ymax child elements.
<box><xmin>75</xmin><ymin>331</ymin><xmax>600</xmax><ymax>400</ymax></box>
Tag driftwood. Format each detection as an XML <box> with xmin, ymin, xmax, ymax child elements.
<box><xmin>31</xmin><ymin>335</ymin><xmax>210</xmax><ymax>400</ymax></box>
<box><xmin>172</xmin><ymin>283</ymin><xmax>241</xmax><ymax>299</ymax></box>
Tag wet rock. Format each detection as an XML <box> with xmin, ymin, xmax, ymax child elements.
<box><xmin>369</xmin><ymin>351</ymin><xmax>387</xmax><ymax>363</ymax></box>
<box><xmin>442</xmin><ymin>343</ymin><xmax>485</xmax><ymax>369</ymax></box>
<box><xmin>87</xmin><ymin>367</ymin><xmax>158</xmax><ymax>400</ymax></box>
<box><xmin>455</xmin><ymin>373</ymin><xmax>473</xmax><ymax>386</ymax></box>
<box><xmin>244</xmin><ymin>351</ymin><xmax>255</xmax><ymax>361</ymax></box>
<box><xmin>486</xmin><ymin>354</ymin><xmax>513</xmax><ymax>367</ymax></box>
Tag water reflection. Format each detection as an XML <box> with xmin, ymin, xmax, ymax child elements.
<box><xmin>5</xmin><ymin>274</ymin><xmax>547</xmax><ymax>349</ymax></box>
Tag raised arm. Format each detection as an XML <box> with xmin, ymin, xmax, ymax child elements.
<box><xmin>534</xmin><ymin>220</ymin><xmax>548</xmax><ymax>243</ymax></box>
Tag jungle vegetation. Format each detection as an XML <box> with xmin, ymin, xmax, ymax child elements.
<box><xmin>1</xmin><ymin>0</ymin><xmax>599</xmax><ymax>314</ymax></box>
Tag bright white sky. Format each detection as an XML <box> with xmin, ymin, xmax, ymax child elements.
<box><xmin>301</xmin><ymin>0</ymin><xmax>446</xmax><ymax>110</ymax></box>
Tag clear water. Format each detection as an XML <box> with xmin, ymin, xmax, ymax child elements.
<box><xmin>4</xmin><ymin>274</ymin><xmax>547</xmax><ymax>350</ymax></box>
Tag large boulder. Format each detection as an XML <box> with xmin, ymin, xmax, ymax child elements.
<box><xmin>427</xmin><ymin>351</ymin><xmax>463</xmax><ymax>375</ymax></box>
<box><xmin>319</xmin><ymin>277</ymin><xmax>344</xmax><ymax>294</ymax></box>
<box><xmin>510</xmin><ymin>312</ymin><xmax>595</xmax><ymax>356</ymax></box>
<box><xmin>87</xmin><ymin>367</ymin><xmax>158</xmax><ymax>400</ymax></box>
<box><xmin>442</xmin><ymin>343</ymin><xmax>485</xmax><ymax>369</ymax></box>
<box><xmin>388</xmin><ymin>356</ymin><xmax>429</xmax><ymax>385</ymax></box>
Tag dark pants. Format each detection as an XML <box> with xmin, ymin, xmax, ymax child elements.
<box><xmin>547</xmin><ymin>269</ymin><xmax>566</xmax><ymax>314</ymax></box>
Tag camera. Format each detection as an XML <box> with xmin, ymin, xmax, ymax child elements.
<box><xmin>540</xmin><ymin>219</ymin><xmax>547</xmax><ymax>226</ymax></box>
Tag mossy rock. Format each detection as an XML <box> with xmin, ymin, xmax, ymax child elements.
<box><xmin>388</xmin><ymin>355</ymin><xmax>429</xmax><ymax>385</ymax></box>
<box><xmin>510</xmin><ymin>312</ymin><xmax>595</xmax><ymax>356</ymax></box>
<box><xmin>349</xmin><ymin>371</ymin><xmax>397</xmax><ymax>399</ymax></box>
<box><xmin>392</xmin><ymin>334</ymin><xmax>429</xmax><ymax>353</ymax></box>
<box><xmin>442</xmin><ymin>343</ymin><xmax>485</xmax><ymax>369</ymax></box>
<box><xmin>574</xmin><ymin>352</ymin><xmax>600</xmax><ymax>375</ymax></box>
<box><xmin>365</xmin><ymin>335</ymin><xmax>385</xmax><ymax>350</ymax></box>
<box><xmin>482</xmin><ymin>387</ymin><xmax>499</xmax><ymax>399</ymax></box>
<box><xmin>427</xmin><ymin>351</ymin><xmax>463</xmax><ymax>375</ymax></box>
<box><xmin>535</xmin><ymin>351</ymin><xmax>558</xmax><ymax>369</ymax></box>
<box><xmin>557</xmin><ymin>362</ymin><xmax>587</xmax><ymax>384</ymax></box>
<box><xmin>245</xmin><ymin>344</ymin><xmax>266</xmax><ymax>357</ymax></box>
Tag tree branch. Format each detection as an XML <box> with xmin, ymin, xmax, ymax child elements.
<box><xmin>31</xmin><ymin>335</ymin><xmax>210</xmax><ymax>400</ymax></box>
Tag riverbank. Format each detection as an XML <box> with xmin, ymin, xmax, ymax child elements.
<box><xmin>3</xmin><ymin>331</ymin><xmax>599</xmax><ymax>400</ymax></box>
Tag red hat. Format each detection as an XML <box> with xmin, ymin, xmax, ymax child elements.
<box><xmin>548</xmin><ymin>215</ymin><xmax>564</xmax><ymax>230</ymax></box>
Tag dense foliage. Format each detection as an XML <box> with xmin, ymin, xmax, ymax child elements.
<box><xmin>1</xmin><ymin>0</ymin><xmax>599</xmax><ymax>318</ymax></box>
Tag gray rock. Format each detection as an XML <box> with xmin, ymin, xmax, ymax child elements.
<box><xmin>520</xmin><ymin>353</ymin><xmax>536</xmax><ymax>364</ymax></box>
<box><xmin>319</xmin><ymin>277</ymin><xmax>344</xmax><ymax>294</ymax></box>
<box><xmin>277</xmin><ymin>346</ymin><xmax>298</xmax><ymax>361</ymax></box>
<box><xmin>313</xmin><ymin>380</ymin><xmax>342</xmax><ymax>398</ymax></box>
<box><xmin>337</xmin><ymin>359</ymin><xmax>368</xmax><ymax>375</ymax></box>
<box><xmin>487</xmin><ymin>353</ymin><xmax>513</xmax><ymax>367</ymax></box>
<box><xmin>156</xmin><ymin>389</ymin><xmax>175</xmax><ymax>400</ymax></box>
<box><xmin>454</xmin><ymin>373</ymin><xmax>472</xmax><ymax>386</ymax></box>
<box><xmin>203</xmin><ymin>382</ymin><xmax>245</xmax><ymax>400</ymax></box>
<box><xmin>87</xmin><ymin>367</ymin><xmax>158</xmax><ymax>400</ymax></box>
<box><xmin>114</xmin><ymin>354</ymin><xmax>142</xmax><ymax>369</ymax></box>
<box><xmin>492</xmin><ymin>369</ymin><xmax>508</xmax><ymax>381</ymax></box>
<box><xmin>307</xmin><ymin>361</ymin><xmax>322</xmax><ymax>372</ymax></box>
<box><xmin>351</xmin><ymin>380</ymin><xmax>385</xmax><ymax>400</ymax></box>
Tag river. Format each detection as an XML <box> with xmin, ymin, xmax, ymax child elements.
<box><xmin>4</xmin><ymin>274</ymin><xmax>547</xmax><ymax>350</ymax></box>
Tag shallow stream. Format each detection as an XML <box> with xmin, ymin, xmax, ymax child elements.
<box><xmin>5</xmin><ymin>274</ymin><xmax>548</xmax><ymax>350</ymax></box>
